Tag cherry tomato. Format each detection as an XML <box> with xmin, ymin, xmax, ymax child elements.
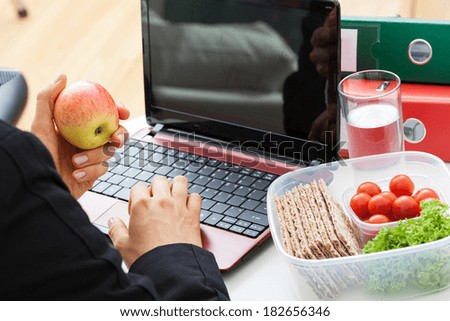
<box><xmin>413</xmin><ymin>187</ymin><xmax>439</xmax><ymax>203</ymax></box>
<box><xmin>379</xmin><ymin>191</ymin><xmax>397</xmax><ymax>203</ymax></box>
<box><xmin>391</xmin><ymin>195</ymin><xmax>421</xmax><ymax>220</ymax></box>
<box><xmin>367</xmin><ymin>214</ymin><xmax>391</xmax><ymax>224</ymax></box>
<box><xmin>368</xmin><ymin>194</ymin><xmax>392</xmax><ymax>215</ymax></box>
<box><xmin>357</xmin><ymin>182</ymin><xmax>382</xmax><ymax>197</ymax></box>
<box><xmin>389</xmin><ymin>174</ymin><xmax>415</xmax><ymax>197</ymax></box>
<box><xmin>350</xmin><ymin>193</ymin><xmax>372</xmax><ymax>220</ymax></box>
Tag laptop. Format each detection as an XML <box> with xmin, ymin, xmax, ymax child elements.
<box><xmin>79</xmin><ymin>0</ymin><xmax>341</xmax><ymax>270</ymax></box>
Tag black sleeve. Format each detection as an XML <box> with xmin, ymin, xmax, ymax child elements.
<box><xmin>0</xmin><ymin>121</ymin><xmax>229</xmax><ymax>300</ymax></box>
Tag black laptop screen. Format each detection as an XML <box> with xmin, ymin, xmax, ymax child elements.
<box><xmin>141</xmin><ymin>0</ymin><xmax>340</xmax><ymax>165</ymax></box>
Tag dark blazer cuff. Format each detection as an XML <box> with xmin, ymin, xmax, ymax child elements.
<box><xmin>129</xmin><ymin>243</ymin><xmax>230</xmax><ymax>301</ymax></box>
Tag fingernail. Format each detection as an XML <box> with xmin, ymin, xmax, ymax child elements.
<box><xmin>108</xmin><ymin>217</ymin><xmax>115</xmax><ymax>228</ymax></box>
<box><xmin>74</xmin><ymin>155</ymin><xmax>88</xmax><ymax>165</ymax></box>
<box><xmin>118</xmin><ymin>134</ymin><xmax>125</xmax><ymax>145</ymax></box>
<box><xmin>74</xmin><ymin>171</ymin><xmax>86</xmax><ymax>180</ymax></box>
<box><xmin>53</xmin><ymin>73</ymin><xmax>62</xmax><ymax>84</ymax></box>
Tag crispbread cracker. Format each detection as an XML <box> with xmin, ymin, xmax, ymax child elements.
<box><xmin>299</xmin><ymin>184</ymin><xmax>340</xmax><ymax>258</ymax></box>
<box><xmin>293</xmin><ymin>186</ymin><xmax>328</xmax><ymax>258</ymax></box>
<box><xmin>318</xmin><ymin>179</ymin><xmax>362</xmax><ymax>255</ymax></box>
<box><xmin>309</xmin><ymin>180</ymin><xmax>351</xmax><ymax>256</ymax></box>
<box><xmin>274</xmin><ymin>196</ymin><xmax>294</xmax><ymax>257</ymax></box>
<box><xmin>285</xmin><ymin>191</ymin><xmax>320</xmax><ymax>259</ymax></box>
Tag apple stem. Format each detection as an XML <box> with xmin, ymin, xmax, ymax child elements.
<box><xmin>95</xmin><ymin>127</ymin><xmax>102</xmax><ymax>135</ymax></box>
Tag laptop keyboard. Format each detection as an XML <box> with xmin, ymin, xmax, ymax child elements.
<box><xmin>91</xmin><ymin>138</ymin><xmax>278</xmax><ymax>238</ymax></box>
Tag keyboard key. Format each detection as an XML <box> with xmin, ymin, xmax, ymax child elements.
<box><xmin>161</xmin><ymin>155</ymin><xmax>176</xmax><ymax>166</ymax></box>
<box><xmin>110</xmin><ymin>165</ymin><xmax>128</xmax><ymax>175</ymax></box>
<box><xmin>238</xmin><ymin>210</ymin><xmax>268</xmax><ymax>226</ymax></box>
<box><xmin>204</xmin><ymin>213</ymin><xmax>224</xmax><ymax>226</ymax></box>
<box><xmin>185</xmin><ymin>154</ymin><xmax>198</xmax><ymax>162</ymax></box>
<box><xmin>254</xmin><ymin>202</ymin><xmax>267</xmax><ymax>214</ymax></box>
<box><xmin>120</xmin><ymin>177</ymin><xmax>139</xmax><ymax>188</ymax></box>
<box><xmin>210</xmin><ymin>169</ymin><xmax>229</xmax><ymax>180</ymax></box>
<box><xmin>193</xmin><ymin>175</ymin><xmax>212</xmax><ymax>186</ymax></box>
<box><xmin>92</xmin><ymin>181</ymin><xmax>110</xmax><ymax>193</ymax></box>
<box><xmin>200</xmin><ymin>210</ymin><xmax>211</xmax><ymax>222</ymax></box>
<box><xmin>107</xmin><ymin>175</ymin><xmax>125</xmax><ymax>185</ymax></box>
<box><xmin>243</xmin><ymin>229</ymin><xmax>259</xmax><ymax>238</ymax></box>
<box><xmin>224</xmin><ymin>172</ymin><xmax>243</xmax><ymax>183</ymax></box>
<box><xmin>115</xmin><ymin>188</ymin><xmax>131</xmax><ymax>201</ymax></box>
<box><xmin>103</xmin><ymin>185</ymin><xmax>122</xmax><ymax>197</ymax></box>
<box><xmin>249</xmin><ymin>224</ymin><xmax>265</xmax><ymax>232</ymax></box>
<box><xmin>197</xmin><ymin>166</ymin><xmax>215</xmax><ymax>176</ymax></box>
<box><xmin>98</xmin><ymin>172</ymin><xmax>113</xmax><ymax>181</ymax></box>
<box><xmin>123</xmin><ymin>168</ymin><xmax>141</xmax><ymax>178</ymax></box>
<box><xmin>217</xmin><ymin>222</ymin><xmax>232</xmax><ymax>230</ymax></box>
<box><xmin>242</xmin><ymin>199</ymin><xmax>261</xmax><ymax>210</ymax></box>
<box><xmin>200</xmin><ymin>188</ymin><xmax>219</xmax><ymax>199</ymax></box>
<box><xmin>143</xmin><ymin>162</ymin><xmax>160</xmax><ymax>173</ymax></box>
<box><xmin>149</xmin><ymin>152</ymin><xmax>165</xmax><ymax>163</ymax></box>
<box><xmin>224</xmin><ymin>206</ymin><xmax>244</xmax><ymax>218</ymax></box>
<box><xmin>239</xmin><ymin>167</ymin><xmax>253</xmax><ymax>176</ymax></box>
<box><xmin>154</xmin><ymin>145</ymin><xmax>167</xmax><ymax>154</ymax></box>
<box><xmin>234</xmin><ymin>186</ymin><xmax>252</xmax><ymax>197</ymax></box>
<box><xmin>230</xmin><ymin>225</ymin><xmax>245</xmax><ymax>234</ymax></box>
<box><xmin>206</xmin><ymin>179</ymin><xmax>224</xmax><ymax>190</ymax></box>
<box><xmin>135</xmin><ymin>171</ymin><xmax>153</xmax><ymax>182</ymax></box>
<box><xmin>130</xmin><ymin>158</ymin><xmax>145</xmax><ymax>169</ymax></box>
<box><xmin>166</xmin><ymin>149</ymin><xmax>178</xmax><ymax>157</ymax></box>
<box><xmin>213</xmin><ymin>192</ymin><xmax>232</xmax><ymax>203</ymax></box>
<box><xmin>184</xmin><ymin>172</ymin><xmax>199</xmax><ymax>183</ymax></box>
<box><xmin>263</xmin><ymin>173</ymin><xmax>278</xmax><ymax>181</ymax></box>
<box><xmin>222</xmin><ymin>216</ymin><xmax>238</xmax><ymax>224</ymax></box>
<box><xmin>220</xmin><ymin>182</ymin><xmax>239</xmax><ymax>194</ymax></box>
<box><xmin>229</xmin><ymin>165</ymin><xmax>242</xmax><ymax>173</ymax></box>
<box><xmin>251</xmin><ymin>170</ymin><xmax>265</xmax><ymax>178</ymax></box>
<box><xmin>155</xmin><ymin>165</ymin><xmax>172</xmax><ymax>176</ymax></box>
<box><xmin>236</xmin><ymin>220</ymin><xmax>251</xmax><ymax>228</ymax></box>
<box><xmin>247</xmin><ymin>189</ymin><xmax>266</xmax><ymax>201</ymax></box>
<box><xmin>236</xmin><ymin>176</ymin><xmax>256</xmax><ymax>187</ymax></box>
<box><xmin>227</xmin><ymin>195</ymin><xmax>246</xmax><ymax>207</ymax></box>
<box><xmin>167</xmin><ymin>169</ymin><xmax>186</xmax><ymax>178</ymax></box>
<box><xmin>189</xmin><ymin>184</ymin><xmax>205</xmax><ymax>195</ymax></box>
<box><xmin>201</xmin><ymin>199</ymin><xmax>216</xmax><ymax>210</ymax></box>
<box><xmin>218</xmin><ymin>162</ymin><xmax>233</xmax><ymax>170</ymax></box>
<box><xmin>177</xmin><ymin>151</ymin><xmax>189</xmax><ymax>159</ymax></box>
<box><xmin>185</xmin><ymin>163</ymin><xmax>202</xmax><ymax>173</ymax></box>
<box><xmin>251</xmin><ymin>179</ymin><xmax>271</xmax><ymax>191</ymax></box>
<box><xmin>210</xmin><ymin>203</ymin><xmax>230</xmax><ymax>214</ymax></box>
<box><xmin>127</xmin><ymin>146</ymin><xmax>142</xmax><ymax>157</ymax></box>
<box><xmin>206</xmin><ymin>159</ymin><xmax>221</xmax><ymax>167</ymax></box>
<box><xmin>195</xmin><ymin>156</ymin><xmax>209</xmax><ymax>164</ymax></box>
<box><xmin>172</xmin><ymin>159</ymin><xmax>189</xmax><ymax>169</ymax></box>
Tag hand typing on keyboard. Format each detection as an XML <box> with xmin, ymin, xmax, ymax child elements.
<box><xmin>31</xmin><ymin>74</ymin><xmax>130</xmax><ymax>199</ymax></box>
<box><xmin>108</xmin><ymin>175</ymin><xmax>203</xmax><ymax>268</ymax></box>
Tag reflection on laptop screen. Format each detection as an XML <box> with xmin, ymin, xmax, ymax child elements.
<box><xmin>142</xmin><ymin>0</ymin><xmax>340</xmax><ymax>166</ymax></box>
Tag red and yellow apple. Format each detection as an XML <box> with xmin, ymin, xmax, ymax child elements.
<box><xmin>54</xmin><ymin>81</ymin><xmax>119</xmax><ymax>150</ymax></box>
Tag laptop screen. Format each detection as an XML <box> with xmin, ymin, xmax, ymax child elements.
<box><xmin>141</xmin><ymin>0</ymin><xmax>341</xmax><ymax>166</ymax></box>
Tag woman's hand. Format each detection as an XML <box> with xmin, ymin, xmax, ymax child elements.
<box><xmin>31</xmin><ymin>74</ymin><xmax>130</xmax><ymax>199</ymax></box>
<box><xmin>108</xmin><ymin>176</ymin><xmax>203</xmax><ymax>268</ymax></box>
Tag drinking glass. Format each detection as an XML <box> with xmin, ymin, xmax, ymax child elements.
<box><xmin>338</xmin><ymin>70</ymin><xmax>404</xmax><ymax>158</ymax></box>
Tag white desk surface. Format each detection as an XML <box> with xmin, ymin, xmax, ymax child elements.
<box><xmin>121</xmin><ymin>116</ymin><xmax>449</xmax><ymax>301</ymax></box>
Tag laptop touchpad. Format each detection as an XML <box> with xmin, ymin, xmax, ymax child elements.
<box><xmin>93</xmin><ymin>201</ymin><xmax>130</xmax><ymax>230</ymax></box>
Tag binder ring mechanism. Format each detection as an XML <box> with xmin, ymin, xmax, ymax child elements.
<box><xmin>408</xmin><ymin>39</ymin><xmax>433</xmax><ymax>65</ymax></box>
<box><xmin>404</xmin><ymin>118</ymin><xmax>426</xmax><ymax>144</ymax></box>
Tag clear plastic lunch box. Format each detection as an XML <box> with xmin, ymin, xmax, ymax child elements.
<box><xmin>267</xmin><ymin>151</ymin><xmax>450</xmax><ymax>300</ymax></box>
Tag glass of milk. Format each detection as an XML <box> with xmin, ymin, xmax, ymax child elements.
<box><xmin>338</xmin><ymin>70</ymin><xmax>404</xmax><ymax>158</ymax></box>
